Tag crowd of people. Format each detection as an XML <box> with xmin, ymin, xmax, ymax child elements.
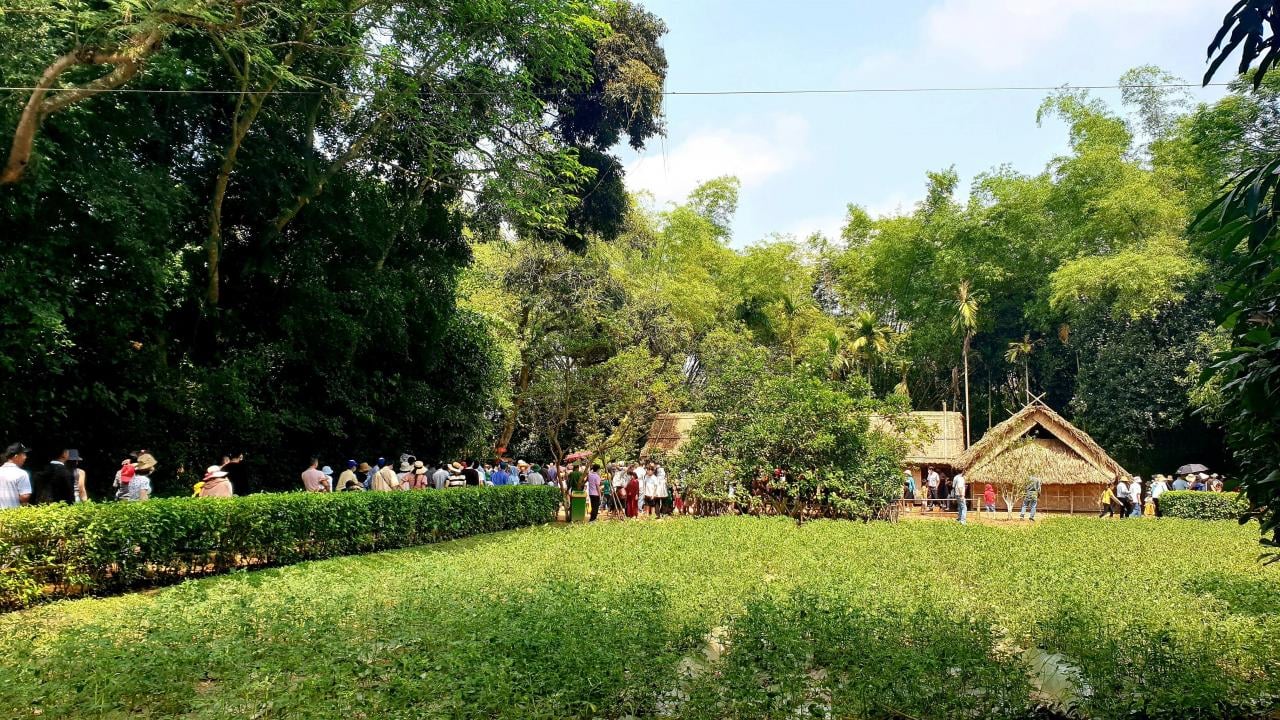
<box><xmin>896</xmin><ymin>464</ymin><xmax>1230</xmax><ymax>524</ymax></box>
<box><xmin>0</xmin><ymin>439</ymin><xmax>1231</xmax><ymax>527</ymax></box>
<box><xmin>294</xmin><ymin>455</ymin><xmax>684</xmax><ymax>522</ymax></box>
<box><xmin>1098</xmin><ymin>472</ymin><xmax>1226</xmax><ymax>519</ymax></box>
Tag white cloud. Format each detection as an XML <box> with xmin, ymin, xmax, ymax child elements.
<box><xmin>920</xmin><ymin>0</ymin><xmax>1204</xmax><ymax>72</ymax></box>
<box><xmin>624</xmin><ymin>114</ymin><xmax>809</xmax><ymax>205</ymax></box>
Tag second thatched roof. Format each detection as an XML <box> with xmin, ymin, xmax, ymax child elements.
<box><xmin>955</xmin><ymin>401</ymin><xmax>1127</xmax><ymax>486</ymax></box>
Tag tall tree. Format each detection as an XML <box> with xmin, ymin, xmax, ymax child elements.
<box><xmin>952</xmin><ymin>281</ymin><xmax>979</xmax><ymax>446</ymax></box>
<box><xmin>1197</xmin><ymin>0</ymin><xmax>1280</xmax><ymax>553</ymax></box>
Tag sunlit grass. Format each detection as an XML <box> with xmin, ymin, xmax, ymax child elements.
<box><xmin>1</xmin><ymin>516</ymin><xmax>1276</xmax><ymax>719</ymax></box>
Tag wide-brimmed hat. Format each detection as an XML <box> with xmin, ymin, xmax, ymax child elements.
<box><xmin>517</xmin><ymin>459</ymin><xmax>529</xmax><ymax>468</ymax></box>
<box><xmin>321</xmin><ymin>466</ymin><xmax>334</xmax><ymax>476</ymax></box>
<box><xmin>67</xmin><ymin>449</ymin><xmax>82</xmax><ymax>462</ymax></box>
<box><xmin>414</xmin><ymin>461</ymin><xmax>427</xmax><ymax>476</ymax></box>
<box><xmin>1197</xmin><ymin>472</ymin><xmax>1209</xmax><ymax>480</ymax></box>
<box><xmin>398</xmin><ymin>461</ymin><xmax>413</xmax><ymax>472</ymax></box>
<box><xmin>136</xmin><ymin>453</ymin><xmax>158</xmax><ymax>472</ymax></box>
<box><xmin>357</xmin><ymin>462</ymin><xmax>372</xmax><ymax>473</ymax></box>
<box><xmin>203</xmin><ymin>464</ymin><xmax>228</xmax><ymax>480</ymax></box>
<box><xmin>448</xmin><ymin>462</ymin><xmax>462</xmax><ymax>473</ymax></box>
<box><xmin>4</xmin><ymin>442</ymin><xmax>30</xmax><ymax>459</ymax></box>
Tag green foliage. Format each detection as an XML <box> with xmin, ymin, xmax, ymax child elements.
<box><xmin>0</xmin><ymin>486</ymin><xmax>560</xmax><ymax>609</ymax></box>
<box><xmin>1160</xmin><ymin>490</ymin><xmax>1250</xmax><ymax>521</ymax></box>
<box><xmin>0</xmin><ymin>517</ymin><xmax>1276</xmax><ymax>719</ymax></box>
<box><xmin>1197</xmin><ymin>4</ymin><xmax>1280</xmax><ymax>551</ymax></box>
<box><xmin>823</xmin><ymin>71</ymin><xmax>1239</xmax><ymax>473</ymax></box>
<box><xmin>0</xmin><ymin>0</ymin><xmax>668</xmax><ymax>491</ymax></box>
<box><xmin>674</xmin><ymin>329</ymin><xmax>907</xmax><ymax>521</ymax></box>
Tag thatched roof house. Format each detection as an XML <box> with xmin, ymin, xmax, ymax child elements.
<box><xmin>871</xmin><ymin>411</ymin><xmax>966</xmax><ymax>481</ymax></box>
<box><xmin>956</xmin><ymin>401</ymin><xmax>1128</xmax><ymax>512</ymax></box>
<box><xmin>642</xmin><ymin>412</ymin><xmax>713</xmax><ymax>459</ymax></box>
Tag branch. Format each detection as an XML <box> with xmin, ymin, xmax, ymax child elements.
<box><xmin>1</xmin><ymin>29</ymin><xmax>165</xmax><ymax>185</ymax></box>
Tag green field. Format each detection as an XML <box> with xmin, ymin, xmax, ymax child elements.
<box><xmin>2</xmin><ymin>516</ymin><xmax>1277</xmax><ymax>719</ymax></box>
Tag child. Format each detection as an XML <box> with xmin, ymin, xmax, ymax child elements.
<box><xmin>982</xmin><ymin>483</ymin><xmax>996</xmax><ymax>518</ymax></box>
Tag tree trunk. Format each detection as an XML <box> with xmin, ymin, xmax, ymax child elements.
<box><xmin>1024</xmin><ymin>361</ymin><xmax>1030</xmax><ymax>403</ymax></box>
<box><xmin>962</xmin><ymin>335</ymin><xmax>972</xmax><ymax>447</ymax></box>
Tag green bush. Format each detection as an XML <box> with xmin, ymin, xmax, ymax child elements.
<box><xmin>0</xmin><ymin>486</ymin><xmax>560</xmax><ymax>610</ymax></box>
<box><xmin>1160</xmin><ymin>491</ymin><xmax>1249</xmax><ymax>521</ymax></box>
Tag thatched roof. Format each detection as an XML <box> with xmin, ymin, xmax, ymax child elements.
<box><xmin>642</xmin><ymin>413</ymin><xmax>713</xmax><ymax>458</ymax></box>
<box><xmin>956</xmin><ymin>401</ymin><xmax>1127</xmax><ymax>486</ymax></box>
<box><xmin>870</xmin><ymin>411</ymin><xmax>965</xmax><ymax>466</ymax></box>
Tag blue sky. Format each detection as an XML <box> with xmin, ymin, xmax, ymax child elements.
<box><xmin>618</xmin><ymin>0</ymin><xmax>1230</xmax><ymax>246</ymax></box>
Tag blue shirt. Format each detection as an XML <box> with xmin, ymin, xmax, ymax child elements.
<box><xmin>491</xmin><ymin>469</ymin><xmax>511</xmax><ymax>486</ymax></box>
<box><xmin>1172</xmin><ymin>479</ymin><xmax>1188</xmax><ymax>491</ymax></box>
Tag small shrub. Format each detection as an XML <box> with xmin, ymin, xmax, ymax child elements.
<box><xmin>1160</xmin><ymin>491</ymin><xmax>1249</xmax><ymax>521</ymax></box>
<box><xmin>0</xmin><ymin>486</ymin><xmax>560</xmax><ymax>609</ymax></box>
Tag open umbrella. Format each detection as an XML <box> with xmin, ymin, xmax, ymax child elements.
<box><xmin>564</xmin><ymin>451</ymin><xmax>593</xmax><ymax>463</ymax></box>
<box><xmin>1175</xmin><ymin>463</ymin><xmax>1209</xmax><ymax>476</ymax></box>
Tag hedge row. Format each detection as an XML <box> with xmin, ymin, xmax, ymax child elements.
<box><xmin>0</xmin><ymin>486</ymin><xmax>561</xmax><ymax>610</ymax></box>
<box><xmin>1159</xmin><ymin>490</ymin><xmax>1249</xmax><ymax>521</ymax></box>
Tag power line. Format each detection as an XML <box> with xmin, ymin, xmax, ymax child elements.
<box><xmin>0</xmin><ymin>83</ymin><xmax>1232</xmax><ymax>98</ymax></box>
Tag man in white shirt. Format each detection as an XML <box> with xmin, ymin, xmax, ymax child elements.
<box><xmin>952</xmin><ymin>472</ymin><xmax>967</xmax><ymax>524</ymax></box>
<box><xmin>1149</xmin><ymin>475</ymin><xmax>1169</xmax><ymax>517</ymax></box>
<box><xmin>1128</xmin><ymin>476</ymin><xmax>1144</xmax><ymax>517</ymax></box>
<box><xmin>925</xmin><ymin>467</ymin><xmax>940</xmax><ymax>510</ymax></box>
<box><xmin>1114</xmin><ymin>475</ymin><xmax>1132</xmax><ymax>517</ymax></box>
<box><xmin>0</xmin><ymin>443</ymin><xmax>33</xmax><ymax>509</ymax></box>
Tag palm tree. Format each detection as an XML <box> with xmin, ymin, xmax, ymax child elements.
<box><xmin>1004</xmin><ymin>334</ymin><xmax>1034</xmax><ymax>404</ymax></box>
<box><xmin>825</xmin><ymin>331</ymin><xmax>857</xmax><ymax>381</ymax></box>
<box><xmin>951</xmin><ymin>281</ymin><xmax>979</xmax><ymax>447</ymax></box>
<box><xmin>849</xmin><ymin>310</ymin><xmax>893</xmax><ymax>385</ymax></box>
<box><xmin>893</xmin><ymin>358</ymin><xmax>913</xmax><ymax>401</ymax></box>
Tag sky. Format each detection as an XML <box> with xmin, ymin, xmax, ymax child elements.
<box><xmin>618</xmin><ymin>0</ymin><xmax>1231</xmax><ymax>247</ymax></box>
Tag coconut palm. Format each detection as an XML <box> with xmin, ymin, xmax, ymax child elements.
<box><xmin>951</xmin><ymin>281</ymin><xmax>979</xmax><ymax>446</ymax></box>
<box><xmin>1004</xmin><ymin>334</ymin><xmax>1035</xmax><ymax>403</ymax></box>
<box><xmin>849</xmin><ymin>310</ymin><xmax>894</xmax><ymax>385</ymax></box>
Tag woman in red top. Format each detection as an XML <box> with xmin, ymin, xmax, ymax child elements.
<box><xmin>625</xmin><ymin>470</ymin><xmax>640</xmax><ymax>518</ymax></box>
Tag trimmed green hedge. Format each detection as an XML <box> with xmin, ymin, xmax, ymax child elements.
<box><xmin>1160</xmin><ymin>490</ymin><xmax>1249</xmax><ymax>521</ymax></box>
<box><xmin>0</xmin><ymin>486</ymin><xmax>560</xmax><ymax>610</ymax></box>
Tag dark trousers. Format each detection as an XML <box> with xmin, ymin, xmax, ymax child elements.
<box><xmin>589</xmin><ymin>494</ymin><xmax>600</xmax><ymax>521</ymax></box>
<box><xmin>1153</xmin><ymin>497</ymin><xmax>1161</xmax><ymax>517</ymax></box>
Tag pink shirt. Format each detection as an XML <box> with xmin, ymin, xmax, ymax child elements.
<box><xmin>301</xmin><ymin>467</ymin><xmax>328</xmax><ymax>492</ymax></box>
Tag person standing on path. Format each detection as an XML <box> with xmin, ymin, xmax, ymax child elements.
<box><xmin>199</xmin><ymin>465</ymin><xmax>233</xmax><ymax>497</ymax></box>
<box><xmin>1149</xmin><ymin>474</ymin><xmax>1168</xmax><ymax>517</ymax></box>
<box><xmin>1127</xmin><ymin>476</ymin><xmax>1143</xmax><ymax>518</ymax></box>
<box><xmin>69</xmin><ymin>449</ymin><xmax>88</xmax><ymax>503</ymax></box>
<box><xmin>925</xmin><ymin>467</ymin><xmax>940</xmax><ymax>511</ymax></box>
<box><xmin>338</xmin><ymin>460</ymin><xmax>358</xmax><ymax>491</ymax></box>
<box><xmin>953</xmin><ymin>471</ymin><xmax>967</xmax><ymax>524</ymax></box>
<box><xmin>525</xmin><ymin>464</ymin><xmax>545</xmax><ymax>486</ymax></box>
<box><xmin>301</xmin><ymin>457</ymin><xmax>329</xmax><ymax>492</ymax></box>
<box><xmin>1114</xmin><ymin>474</ymin><xmax>1131</xmax><ymax>518</ymax></box>
<box><xmin>41</xmin><ymin>448</ymin><xmax>77</xmax><ymax>504</ymax></box>
<box><xmin>0</xmin><ymin>443</ymin><xmax>32</xmax><ymax>509</ymax></box>
<box><xmin>587</xmin><ymin>464</ymin><xmax>602</xmax><ymax>521</ymax></box>
<box><xmin>462</xmin><ymin>461</ymin><xmax>481</xmax><ymax>487</ymax></box>
<box><xmin>1018</xmin><ymin>475</ymin><xmax>1041</xmax><ymax>521</ymax></box>
<box><xmin>1098</xmin><ymin>483</ymin><xmax>1115</xmax><ymax>518</ymax></box>
<box><xmin>624</xmin><ymin>470</ymin><xmax>640</xmax><ymax>518</ymax></box>
<box><xmin>982</xmin><ymin>483</ymin><xmax>996</xmax><ymax>518</ymax></box>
